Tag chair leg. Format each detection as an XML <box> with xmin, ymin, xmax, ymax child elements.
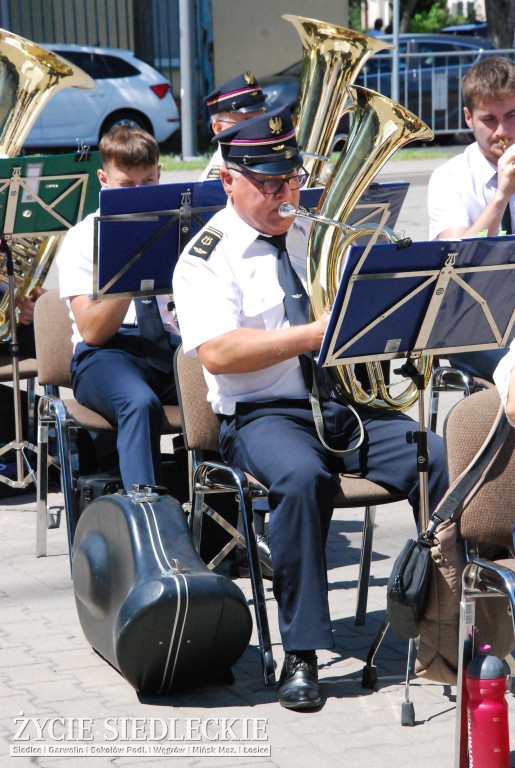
<box><xmin>237</xmin><ymin>483</ymin><xmax>276</xmax><ymax>686</ymax></box>
<box><xmin>36</xmin><ymin>401</ymin><xmax>50</xmax><ymax>558</ymax></box>
<box><xmin>41</xmin><ymin>396</ymin><xmax>77</xmax><ymax>569</ymax></box>
<box><xmin>362</xmin><ymin>615</ymin><xmax>389</xmax><ymax>689</ymax></box>
<box><xmin>190</xmin><ymin>462</ymin><xmax>276</xmax><ymax>686</ymax></box>
<box><xmin>27</xmin><ymin>376</ymin><xmax>36</xmax><ymax>445</ymax></box>
<box><xmin>355</xmin><ymin>503</ymin><xmax>376</xmax><ymax>625</ymax></box>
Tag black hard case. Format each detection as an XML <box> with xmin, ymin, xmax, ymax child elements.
<box><xmin>72</xmin><ymin>490</ymin><xmax>252</xmax><ymax>693</ymax></box>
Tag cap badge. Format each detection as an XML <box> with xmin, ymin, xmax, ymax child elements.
<box><xmin>244</xmin><ymin>71</ymin><xmax>256</xmax><ymax>85</ymax></box>
<box><xmin>272</xmin><ymin>144</ymin><xmax>285</xmax><ymax>152</ymax></box>
<box><xmin>269</xmin><ymin>116</ymin><xmax>282</xmax><ymax>135</ymax></box>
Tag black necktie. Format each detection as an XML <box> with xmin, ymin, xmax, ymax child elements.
<box><xmin>134</xmin><ymin>296</ymin><xmax>173</xmax><ymax>373</ymax></box>
<box><xmin>259</xmin><ymin>233</ymin><xmax>314</xmax><ymax>389</ymax></box>
<box><xmin>501</xmin><ymin>202</ymin><xmax>512</xmax><ymax>235</ymax></box>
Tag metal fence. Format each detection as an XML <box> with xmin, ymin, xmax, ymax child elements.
<box><xmin>359</xmin><ymin>47</ymin><xmax>515</xmax><ymax>137</ymax></box>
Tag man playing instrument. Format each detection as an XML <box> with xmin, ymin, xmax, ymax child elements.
<box><xmin>199</xmin><ymin>72</ymin><xmax>268</xmax><ymax>182</ymax></box>
<box><xmin>173</xmin><ymin>106</ymin><xmax>448</xmax><ymax>710</ymax></box>
<box><xmin>57</xmin><ymin>125</ymin><xmax>180</xmax><ymax>491</ymax></box>
<box><xmin>428</xmin><ymin>56</ymin><xmax>515</xmax><ymax>381</ymax></box>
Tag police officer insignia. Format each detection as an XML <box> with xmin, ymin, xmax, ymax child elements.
<box><xmin>189</xmin><ymin>226</ymin><xmax>223</xmax><ymax>259</ymax></box>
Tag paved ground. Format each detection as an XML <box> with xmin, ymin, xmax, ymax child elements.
<box><xmin>2</xmin><ymin>150</ymin><xmax>515</xmax><ymax>767</ymax></box>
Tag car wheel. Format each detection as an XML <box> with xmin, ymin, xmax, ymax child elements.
<box><xmin>100</xmin><ymin>111</ymin><xmax>153</xmax><ymax>139</ymax></box>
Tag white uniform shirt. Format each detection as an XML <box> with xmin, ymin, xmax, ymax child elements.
<box><xmin>57</xmin><ymin>210</ymin><xmax>179</xmax><ymax>351</ymax></box>
<box><xmin>198</xmin><ymin>146</ymin><xmax>224</xmax><ymax>182</ymax></box>
<box><xmin>493</xmin><ymin>338</ymin><xmax>515</xmax><ymax>427</ymax></box>
<box><xmin>428</xmin><ymin>142</ymin><xmax>514</xmax><ymax>240</ymax></box>
<box><xmin>173</xmin><ymin>202</ymin><xmax>312</xmax><ymax>414</ymax></box>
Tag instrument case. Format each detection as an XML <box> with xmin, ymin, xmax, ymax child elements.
<box><xmin>72</xmin><ymin>489</ymin><xmax>252</xmax><ymax>693</ymax></box>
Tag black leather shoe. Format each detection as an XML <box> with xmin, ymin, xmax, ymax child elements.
<box><xmin>229</xmin><ymin>534</ymin><xmax>273</xmax><ymax>580</ymax></box>
<box><xmin>277</xmin><ymin>651</ymin><xmax>321</xmax><ymax>710</ymax></box>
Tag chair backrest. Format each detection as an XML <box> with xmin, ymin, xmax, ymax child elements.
<box><xmin>33</xmin><ymin>288</ymin><xmax>74</xmax><ymax>388</ymax></box>
<box><xmin>444</xmin><ymin>387</ymin><xmax>515</xmax><ymax>548</ymax></box>
<box><xmin>174</xmin><ymin>345</ymin><xmax>221</xmax><ymax>453</ymax></box>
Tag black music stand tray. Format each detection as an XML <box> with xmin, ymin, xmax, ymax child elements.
<box><xmin>318</xmin><ymin>233</ymin><xmax>515</xmax><ymax>723</ymax></box>
<box><xmin>0</xmin><ymin>150</ymin><xmax>101</xmax><ymax>490</ymax></box>
<box><xmin>93</xmin><ymin>179</ymin><xmax>409</xmax><ymax>299</ymax></box>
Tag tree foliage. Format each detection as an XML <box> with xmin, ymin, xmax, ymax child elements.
<box><xmin>485</xmin><ymin>0</ymin><xmax>515</xmax><ymax>48</ymax></box>
<box><xmin>350</xmin><ymin>0</ymin><xmax>473</xmax><ymax>35</ymax></box>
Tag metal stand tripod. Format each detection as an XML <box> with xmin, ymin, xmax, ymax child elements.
<box><xmin>0</xmin><ymin>237</ymin><xmax>37</xmax><ymax>489</ymax></box>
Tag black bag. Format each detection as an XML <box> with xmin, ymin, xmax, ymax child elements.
<box><xmin>72</xmin><ymin>489</ymin><xmax>252</xmax><ymax>693</ymax></box>
<box><xmin>77</xmin><ymin>472</ymin><xmax>124</xmax><ymax>514</ymax></box>
<box><xmin>387</xmin><ymin>537</ymin><xmax>432</xmax><ymax>638</ymax></box>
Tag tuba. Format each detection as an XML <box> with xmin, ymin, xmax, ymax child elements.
<box><xmin>0</xmin><ymin>28</ymin><xmax>95</xmax><ymax>339</ymax></box>
<box><xmin>284</xmin><ymin>14</ymin><xmax>434</xmax><ymax>411</ymax></box>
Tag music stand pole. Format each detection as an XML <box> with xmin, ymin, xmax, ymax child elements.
<box><xmin>0</xmin><ymin>236</ymin><xmax>36</xmax><ymax>487</ymax></box>
<box><xmin>395</xmin><ymin>358</ymin><xmax>430</xmax><ymax>530</ymax></box>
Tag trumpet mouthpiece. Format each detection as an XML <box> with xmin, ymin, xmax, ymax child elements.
<box><xmin>278</xmin><ymin>203</ymin><xmax>296</xmax><ymax>218</ymax></box>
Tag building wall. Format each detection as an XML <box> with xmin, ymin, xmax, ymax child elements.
<box><xmin>211</xmin><ymin>1</ymin><xmax>349</xmax><ymax>85</ymax></box>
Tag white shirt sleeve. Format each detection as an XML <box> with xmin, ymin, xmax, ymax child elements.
<box><xmin>493</xmin><ymin>339</ymin><xmax>515</xmax><ymax>427</ymax></box>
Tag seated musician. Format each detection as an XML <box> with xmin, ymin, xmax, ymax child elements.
<box><xmin>199</xmin><ymin>71</ymin><xmax>268</xmax><ymax>182</ymax></box>
<box><xmin>173</xmin><ymin>106</ymin><xmax>449</xmax><ymax>710</ymax></box>
<box><xmin>56</xmin><ymin>125</ymin><xmax>180</xmax><ymax>490</ymax></box>
<box><xmin>494</xmin><ymin>339</ymin><xmax>515</xmax><ymax>426</ymax></box>
<box><xmin>428</xmin><ymin>56</ymin><xmax>515</xmax><ymax>382</ymax></box>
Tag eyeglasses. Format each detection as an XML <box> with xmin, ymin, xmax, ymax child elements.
<box><xmin>231</xmin><ymin>166</ymin><xmax>309</xmax><ymax>195</ymax></box>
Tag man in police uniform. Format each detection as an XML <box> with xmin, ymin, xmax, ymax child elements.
<box><xmin>199</xmin><ymin>72</ymin><xmax>268</xmax><ymax>181</ymax></box>
<box><xmin>173</xmin><ymin>106</ymin><xmax>448</xmax><ymax>710</ymax></box>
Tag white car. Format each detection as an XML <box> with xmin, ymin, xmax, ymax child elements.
<box><xmin>24</xmin><ymin>44</ymin><xmax>180</xmax><ymax>149</ymax></box>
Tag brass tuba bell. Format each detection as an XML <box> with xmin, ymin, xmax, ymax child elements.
<box><xmin>0</xmin><ymin>28</ymin><xmax>95</xmax><ymax>339</ymax></box>
<box><xmin>284</xmin><ymin>14</ymin><xmax>434</xmax><ymax>412</ymax></box>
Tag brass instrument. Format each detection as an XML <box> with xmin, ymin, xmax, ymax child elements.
<box><xmin>0</xmin><ymin>28</ymin><xmax>95</xmax><ymax>338</ymax></box>
<box><xmin>283</xmin><ymin>14</ymin><xmax>394</xmax><ymax>187</ymax></box>
<box><xmin>284</xmin><ymin>14</ymin><xmax>434</xmax><ymax>412</ymax></box>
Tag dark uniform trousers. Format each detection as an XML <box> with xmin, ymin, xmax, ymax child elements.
<box><xmin>71</xmin><ymin>327</ymin><xmax>179</xmax><ymax>489</ymax></box>
<box><xmin>219</xmin><ymin>396</ymin><xmax>448</xmax><ymax>653</ymax></box>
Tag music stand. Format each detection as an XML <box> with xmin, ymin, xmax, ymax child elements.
<box><xmin>319</xmin><ymin>234</ymin><xmax>515</xmax><ymax>528</ymax></box>
<box><xmin>0</xmin><ymin>149</ymin><xmax>101</xmax><ymax>490</ymax></box>
<box><xmin>319</xmin><ymin>234</ymin><xmax>515</xmax><ymax>722</ymax></box>
<box><xmin>93</xmin><ymin>179</ymin><xmax>409</xmax><ymax>299</ymax></box>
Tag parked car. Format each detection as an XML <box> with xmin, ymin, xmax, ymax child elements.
<box><xmin>23</xmin><ymin>44</ymin><xmax>180</xmax><ymax>149</ymax></box>
<box><xmin>259</xmin><ymin>33</ymin><xmax>497</xmax><ymax>136</ymax></box>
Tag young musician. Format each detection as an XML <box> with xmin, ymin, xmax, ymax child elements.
<box><xmin>428</xmin><ymin>56</ymin><xmax>515</xmax><ymax>381</ymax></box>
<box><xmin>57</xmin><ymin>125</ymin><xmax>180</xmax><ymax>490</ymax></box>
<box><xmin>199</xmin><ymin>72</ymin><xmax>268</xmax><ymax>181</ymax></box>
<box><xmin>173</xmin><ymin>106</ymin><xmax>448</xmax><ymax>710</ymax></box>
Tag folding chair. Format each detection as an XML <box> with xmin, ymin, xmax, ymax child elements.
<box><xmin>33</xmin><ymin>288</ymin><xmax>183</xmax><ymax>564</ymax></box>
<box><xmin>442</xmin><ymin>388</ymin><xmax>515</xmax><ymax>766</ymax></box>
<box><xmin>173</xmin><ymin>345</ymin><xmax>406</xmax><ymax>686</ymax></box>
<box><xmin>427</xmin><ymin>357</ymin><xmax>493</xmax><ymax>433</ymax></box>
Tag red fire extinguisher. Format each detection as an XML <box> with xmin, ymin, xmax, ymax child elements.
<box><xmin>466</xmin><ymin>644</ymin><xmax>510</xmax><ymax>768</ymax></box>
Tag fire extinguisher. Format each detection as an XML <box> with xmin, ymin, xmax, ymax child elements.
<box><xmin>466</xmin><ymin>644</ymin><xmax>510</xmax><ymax>768</ymax></box>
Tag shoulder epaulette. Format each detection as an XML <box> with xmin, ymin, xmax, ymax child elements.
<box><xmin>189</xmin><ymin>226</ymin><xmax>223</xmax><ymax>260</ymax></box>
<box><xmin>205</xmin><ymin>165</ymin><xmax>221</xmax><ymax>180</ymax></box>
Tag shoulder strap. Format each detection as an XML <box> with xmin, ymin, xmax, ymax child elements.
<box><xmin>421</xmin><ymin>402</ymin><xmax>511</xmax><ymax>541</ymax></box>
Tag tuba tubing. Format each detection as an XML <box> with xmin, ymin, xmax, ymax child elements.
<box><xmin>283</xmin><ymin>14</ymin><xmax>394</xmax><ymax>187</ymax></box>
<box><xmin>0</xmin><ymin>28</ymin><xmax>95</xmax><ymax>339</ymax></box>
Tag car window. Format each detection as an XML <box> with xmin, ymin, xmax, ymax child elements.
<box><xmin>363</xmin><ymin>43</ymin><xmax>408</xmax><ymax>75</ymax></box>
<box><xmin>52</xmin><ymin>50</ymin><xmax>139</xmax><ymax>79</ymax></box>
<box><xmin>411</xmin><ymin>41</ymin><xmax>462</xmax><ymax>68</ymax></box>
<box><xmin>101</xmin><ymin>54</ymin><xmax>139</xmax><ymax>78</ymax></box>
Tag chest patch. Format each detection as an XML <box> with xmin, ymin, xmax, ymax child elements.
<box><xmin>189</xmin><ymin>226</ymin><xmax>223</xmax><ymax>260</ymax></box>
